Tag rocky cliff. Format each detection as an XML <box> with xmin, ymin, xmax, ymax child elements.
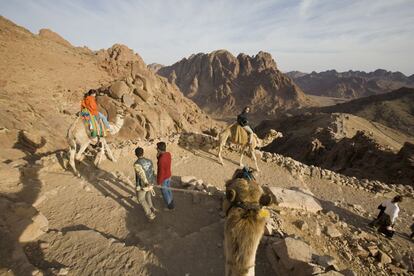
<box><xmin>158</xmin><ymin>50</ymin><xmax>311</xmax><ymax>117</ymax></box>
<box><xmin>0</xmin><ymin>16</ymin><xmax>217</xmax><ymax>155</ymax></box>
<box><xmin>256</xmin><ymin>112</ymin><xmax>414</xmax><ymax>185</ymax></box>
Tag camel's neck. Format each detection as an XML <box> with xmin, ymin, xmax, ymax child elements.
<box><xmin>255</xmin><ymin>136</ymin><xmax>274</xmax><ymax>148</ymax></box>
<box><xmin>110</xmin><ymin>116</ymin><xmax>124</xmax><ymax>135</ymax></box>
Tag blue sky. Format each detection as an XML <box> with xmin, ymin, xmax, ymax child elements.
<box><xmin>1</xmin><ymin>0</ymin><xmax>413</xmax><ymax>74</ymax></box>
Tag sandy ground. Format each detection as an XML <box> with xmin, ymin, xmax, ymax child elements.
<box><xmin>0</xmin><ymin>141</ymin><xmax>409</xmax><ymax>275</ymax></box>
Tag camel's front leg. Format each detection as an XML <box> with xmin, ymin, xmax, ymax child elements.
<box><xmin>102</xmin><ymin>139</ymin><xmax>117</xmax><ymax>162</ymax></box>
<box><xmin>218</xmin><ymin>142</ymin><xmax>225</xmax><ymax>166</ymax></box>
<box><xmin>239</xmin><ymin>145</ymin><xmax>246</xmax><ymax>167</ymax></box>
<box><xmin>75</xmin><ymin>141</ymin><xmax>90</xmax><ymax>161</ymax></box>
<box><xmin>94</xmin><ymin>142</ymin><xmax>105</xmax><ymax>167</ymax></box>
<box><xmin>251</xmin><ymin>147</ymin><xmax>260</xmax><ymax>172</ymax></box>
<box><xmin>68</xmin><ymin>145</ymin><xmax>80</xmax><ymax>177</ymax></box>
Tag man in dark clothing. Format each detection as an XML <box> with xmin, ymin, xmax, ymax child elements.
<box><xmin>134</xmin><ymin>147</ymin><xmax>157</xmax><ymax>220</ymax></box>
<box><xmin>237</xmin><ymin>106</ymin><xmax>254</xmax><ymax>144</ymax></box>
<box><xmin>156</xmin><ymin>142</ymin><xmax>174</xmax><ymax>210</ymax></box>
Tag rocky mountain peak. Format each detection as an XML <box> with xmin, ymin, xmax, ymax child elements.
<box><xmin>158</xmin><ymin>50</ymin><xmax>310</xmax><ymax>117</ymax></box>
<box><xmin>253</xmin><ymin>51</ymin><xmax>277</xmax><ymax>71</ymax></box>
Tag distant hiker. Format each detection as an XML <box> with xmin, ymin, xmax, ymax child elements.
<box><xmin>134</xmin><ymin>147</ymin><xmax>157</xmax><ymax>220</ymax></box>
<box><xmin>81</xmin><ymin>89</ymin><xmax>111</xmax><ymax>131</ymax></box>
<box><xmin>369</xmin><ymin>195</ymin><xmax>403</xmax><ymax>238</ymax></box>
<box><xmin>237</xmin><ymin>106</ymin><xmax>254</xmax><ymax>144</ymax></box>
<box><xmin>156</xmin><ymin>142</ymin><xmax>174</xmax><ymax>210</ymax></box>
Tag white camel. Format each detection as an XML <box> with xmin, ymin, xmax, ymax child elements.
<box><xmin>218</xmin><ymin>124</ymin><xmax>283</xmax><ymax>172</ymax></box>
<box><xmin>67</xmin><ymin>111</ymin><xmax>125</xmax><ymax>176</ymax></box>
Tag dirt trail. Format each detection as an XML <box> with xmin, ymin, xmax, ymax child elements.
<box><xmin>2</xmin><ymin>142</ymin><xmax>413</xmax><ymax>275</ymax></box>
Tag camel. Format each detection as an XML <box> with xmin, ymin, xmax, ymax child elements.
<box><xmin>67</xmin><ymin>111</ymin><xmax>125</xmax><ymax>176</ymax></box>
<box><xmin>223</xmin><ymin>175</ymin><xmax>272</xmax><ymax>276</ymax></box>
<box><xmin>218</xmin><ymin>124</ymin><xmax>283</xmax><ymax>172</ymax></box>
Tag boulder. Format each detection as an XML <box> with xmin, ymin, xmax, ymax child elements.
<box><xmin>377</xmin><ymin>251</ymin><xmax>392</xmax><ymax>265</ymax></box>
<box><xmin>122</xmin><ymin>94</ymin><xmax>135</xmax><ymax>108</ymax></box>
<box><xmin>133</xmin><ymin>87</ymin><xmax>150</xmax><ymax>102</ymax></box>
<box><xmin>181</xmin><ymin>176</ymin><xmax>198</xmax><ymax>185</ymax></box>
<box><xmin>314</xmin><ymin>255</ymin><xmax>337</xmax><ymax>268</ymax></box>
<box><xmin>109</xmin><ymin>81</ymin><xmax>130</xmax><ymax>99</ymax></box>
<box><xmin>324</xmin><ymin>224</ymin><xmax>342</xmax><ymax>238</ymax></box>
<box><xmin>268</xmin><ymin>187</ymin><xmax>322</xmax><ymax>213</ymax></box>
<box><xmin>266</xmin><ymin>237</ymin><xmax>315</xmax><ymax>276</ymax></box>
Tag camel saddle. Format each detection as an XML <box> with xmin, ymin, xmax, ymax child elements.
<box><xmin>230</xmin><ymin>124</ymin><xmax>248</xmax><ymax>145</ymax></box>
<box><xmin>80</xmin><ymin>108</ymin><xmax>107</xmax><ymax>138</ymax></box>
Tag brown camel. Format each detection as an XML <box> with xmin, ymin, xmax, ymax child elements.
<box><xmin>223</xmin><ymin>175</ymin><xmax>271</xmax><ymax>276</ymax></box>
<box><xmin>67</xmin><ymin>111</ymin><xmax>125</xmax><ymax>176</ymax></box>
<box><xmin>218</xmin><ymin>124</ymin><xmax>283</xmax><ymax>172</ymax></box>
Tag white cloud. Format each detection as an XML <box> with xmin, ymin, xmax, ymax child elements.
<box><xmin>1</xmin><ymin>0</ymin><xmax>413</xmax><ymax>74</ymax></box>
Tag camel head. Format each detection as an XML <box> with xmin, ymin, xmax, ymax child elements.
<box><xmin>223</xmin><ymin>176</ymin><xmax>272</xmax><ymax>276</ymax></box>
<box><xmin>260</xmin><ymin>129</ymin><xmax>283</xmax><ymax>147</ymax></box>
<box><xmin>267</xmin><ymin>129</ymin><xmax>283</xmax><ymax>139</ymax></box>
<box><xmin>225</xmin><ymin>178</ymin><xmax>272</xmax><ymax>217</ymax></box>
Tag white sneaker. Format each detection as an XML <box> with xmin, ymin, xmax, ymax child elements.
<box><xmin>147</xmin><ymin>213</ymin><xmax>156</xmax><ymax>220</ymax></box>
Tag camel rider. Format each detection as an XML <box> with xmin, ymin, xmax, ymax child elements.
<box><xmin>81</xmin><ymin>89</ymin><xmax>111</xmax><ymax>131</ymax></box>
<box><xmin>237</xmin><ymin>106</ymin><xmax>254</xmax><ymax>144</ymax></box>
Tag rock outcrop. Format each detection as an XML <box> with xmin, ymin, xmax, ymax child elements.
<box><xmin>0</xmin><ymin>16</ymin><xmax>218</xmax><ymax>154</ymax></box>
<box><xmin>268</xmin><ymin>187</ymin><xmax>322</xmax><ymax>213</ymax></box>
<box><xmin>256</xmin><ymin>112</ymin><xmax>414</xmax><ymax>185</ymax></box>
<box><xmin>318</xmin><ymin>87</ymin><xmax>414</xmax><ymax>137</ymax></box>
<box><xmin>158</xmin><ymin>50</ymin><xmax>312</xmax><ymax>117</ymax></box>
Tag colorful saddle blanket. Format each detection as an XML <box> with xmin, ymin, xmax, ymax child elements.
<box><xmin>81</xmin><ymin>108</ymin><xmax>106</xmax><ymax>138</ymax></box>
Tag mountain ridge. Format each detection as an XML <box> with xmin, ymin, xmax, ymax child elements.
<box><xmin>158</xmin><ymin>50</ymin><xmax>313</xmax><ymax>117</ymax></box>
<box><xmin>286</xmin><ymin>69</ymin><xmax>414</xmax><ymax>99</ymax></box>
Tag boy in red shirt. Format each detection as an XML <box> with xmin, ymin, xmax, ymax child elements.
<box><xmin>156</xmin><ymin>142</ymin><xmax>174</xmax><ymax>210</ymax></box>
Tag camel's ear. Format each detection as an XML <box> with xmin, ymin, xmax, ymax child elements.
<box><xmin>226</xmin><ymin>189</ymin><xmax>236</xmax><ymax>202</ymax></box>
<box><xmin>259</xmin><ymin>194</ymin><xmax>272</xmax><ymax>206</ymax></box>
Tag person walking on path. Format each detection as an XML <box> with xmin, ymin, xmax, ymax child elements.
<box><xmin>369</xmin><ymin>195</ymin><xmax>403</xmax><ymax>238</ymax></box>
<box><xmin>156</xmin><ymin>142</ymin><xmax>174</xmax><ymax>210</ymax></box>
<box><xmin>134</xmin><ymin>147</ymin><xmax>157</xmax><ymax>220</ymax></box>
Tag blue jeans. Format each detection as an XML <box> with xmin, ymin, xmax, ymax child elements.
<box><xmin>161</xmin><ymin>178</ymin><xmax>174</xmax><ymax>208</ymax></box>
<box><xmin>98</xmin><ymin>112</ymin><xmax>111</xmax><ymax>129</ymax></box>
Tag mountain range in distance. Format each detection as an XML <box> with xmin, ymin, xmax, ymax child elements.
<box><xmin>286</xmin><ymin>69</ymin><xmax>414</xmax><ymax>99</ymax></box>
